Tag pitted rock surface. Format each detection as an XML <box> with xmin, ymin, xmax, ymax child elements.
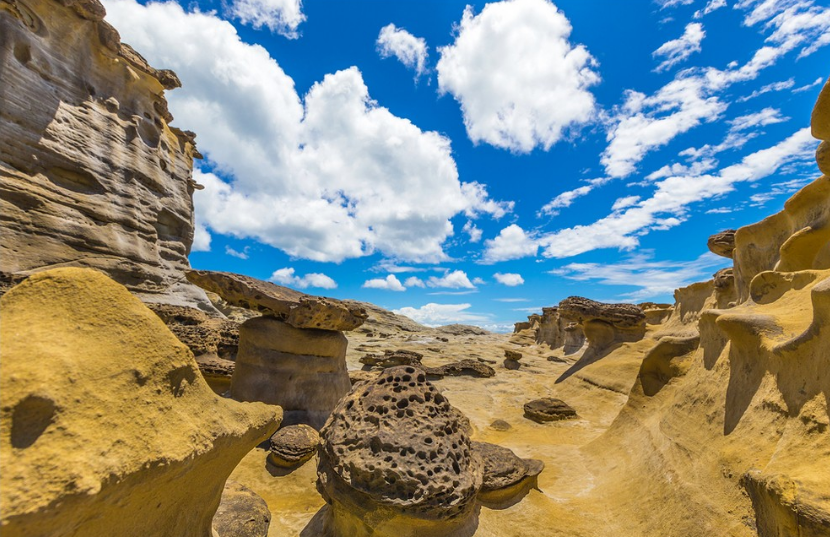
<box><xmin>504</xmin><ymin>350</ymin><xmax>523</xmax><ymax>361</ymax></box>
<box><xmin>360</xmin><ymin>349</ymin><xmax>423</xmax><ymax>368</ymax></box>
<box><xmin>425</xmin><ymin>359</ymin><xmax>496</xmax><ymax>379</ymax></box>
<box><xmin>185</xmin><ymin>270</ymin><xmax>367</xmax><ymax>331</ymax></box>
<box><xmin>523</xmin><ymin>398</ymin><xmax>577</xmax><ymax>423</ymax></box>
<box><xmin>317</xmin><ymin>366</ymin><xmax>482</xmax><ymax>520</ymax></box>
<box><xmin>558</xmin><ymin>297</ymin><xmax>645</xmax><ymax>329</ymax></box>
<box><xmin>708</xmin><ymin>230</ymin><xmax>737</xmax><ymax>259</ymax></box>
<box><xmin>268</xmin><ymin>425</ymin><xmax>321</xmax><ymax>468</ymax></box>
<box><xmin>148</xmin><ymin>304</ymin><xmax>240</xmax><ymax>360</ymax></box>
<box><xmin>472</xmin><ymin>442</ymin><xmax>544</xmax><ymax>492</ymax></box>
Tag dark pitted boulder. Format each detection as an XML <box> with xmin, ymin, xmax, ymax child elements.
<box><xmin>425</xmin><ymin>359</ymin><xmax>496</xmax><ymax>379</ymax></box>
<box><xmin>213</xmin><ymin>481</ymin><xmax>271</xmax><ymax>537</ymax></box>
<box><xmin>268</xmin><ymin>424</ymin><xmax>321</xmax><ymax>469</ymax></box>
<box><xmin>558</xmin><ymin>296</ymin><xmax>645</xmax><ymax>329</ymax></box>
<box><xmin>360</xmin><ymin>349</ymin><xmax>423</xmax><ymax>369</ymax></box>
<box><xmin>504</xmin><ymin>350</ymin><xmax>523</xmax><ymax>361</ymax></box>
<box><xmin>316</xmin><ymin>366</ymin><xmax>482</xmax><ymax>536</ymax></box>
<box><xmin>472</xmin><ymin>441</ymin><xmax>544</xmax><ymax>505</ymax></box>
<box><xmin>523</xmin><ymin>398</ymin><xmax>577</xmax><ymax>423</ymax></box>
<box><xmin>185</xmin><ymin>270</ymin><xmax>367</xmax><ymax>331</ymax></box>
<box><xmin>708</xmin><ymin>230</ymin><xmax>737</xmax><ymax>259</ymax></box>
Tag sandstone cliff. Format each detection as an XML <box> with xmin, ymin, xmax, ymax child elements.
<box><xmin>0</xmin><ymin>0</ymin><xmax>211</xmax><ymax>309</ymax></box>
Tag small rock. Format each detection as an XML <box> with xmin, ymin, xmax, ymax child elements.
<box><xmin>425</xmin><ymin>359</ymin><xmax>496</xmax><ymax>379</ymax></box>
<box><xmin>213</xmin><ymin>481</ymin><xmax>271</xmax><ymax>537</ymax></box>
<box><xmin>472</xmin><ymin>441</ymin><xmax>544</xmax><ymax>493</ymax></box>
<box><xmin>503</xmin><ymin>359</ymin><xmax>521</xmax><ymax>370</ymax></box>
<box><xmin>547</xmin><ymin>355</ymin><xmax>568</xmax><ymax>363</ymax></box>
<box><xmin>490</xmin><ymin>419</ymin><xmax>512</xmax><ymax>431</ymax></box>
<box><xmin>267</xmin><ymin>424</ymin><xmax>321</xmax><ymax>468</ymax></box>
<box><xmin>523</xmin><ymin>398</ymin><xmax>577</xmax><ymax>423</ymax></box>
<box><xmin>504</xmin><ymin>350</ymin><xmax>523</xmax><ymax>361</ymax></box>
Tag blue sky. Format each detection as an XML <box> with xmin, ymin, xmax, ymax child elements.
<box><xmin>102</xmin><ymin>0</ymin><xmax>829</xmax><ymax>331</ymax></box>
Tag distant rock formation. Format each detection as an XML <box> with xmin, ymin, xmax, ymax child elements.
<box><xmin>186</xmin><ymin>270</ymin><xmax>365</xmax><ymax>428</ymax></box>
<box><xmin>0</xmin><ymin>268</ymin><xmax>280</xmax><ymax>536</ymax></box>
<box><xmin>0</xmin><ymin>0</ymin><xmax>211</xmax><ymax>310</ymax></box>
<box><xmin>316</xmin><ymin>366</ymin><xmax>482</xmax><ymax>537</ymax></box>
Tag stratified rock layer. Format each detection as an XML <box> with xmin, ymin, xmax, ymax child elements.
<box><xmin>231</xmin><ymin>316</ymin><xmax>351</xmax><ymax>429</ymax></box>
<box><xmin>0</xmin><ymin>268</ymin><xmax>280</xmax><ymax>537</ymax></box>
<box><xmin>186</xmin><ymin>270</ymin><xmax>367</xmax><ymax>331</ymax></box>
<box><xmin>0</xmin><ymin>0</ymin><xmax>211</xmax><ymax>309</ymax></box>
<box><xmin>317</xmin><ymin>366</ymin><xmax>482</xmax><ymax>536</ymax></box>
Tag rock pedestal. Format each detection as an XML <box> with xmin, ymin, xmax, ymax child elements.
<box><xmin>231</xmin><ymin>316</ymin><xmax>351</xmax><ymax>429</ymax></box>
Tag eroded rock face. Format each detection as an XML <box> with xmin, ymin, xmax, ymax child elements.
<box><xmin>0</xmin><ymin>268</ymin><xmax>280</xmax><ymax>536</ymax></box>
<box><xmin>186</xmin><ymin>270</ymin><xmax>367</xmax><ymax>331</ymax></box>
<box><xmin>0</xmin><ymin>0</ymin><xmax>212</xmax><ymax>310</ymax></box>
<box><xmin>231</xmin><ymin>316</ymin><xmax>351</xmax><ymax>429</ymax></box>
<box><xmin>148</xmin><ymin>304</ymin><xmax>240</xmax><ymax>360</ymax></box>
<box><xmin>558</xmin><ymin>297</ymin><xmax>646</xmax><ymax>329</ymax></box>
<box><xmin>708</xmin><ymin>230</ymin><xmax>737</xmax><ymax>259</ymax></box>
<box><xmin>268</xmin><ymin>424</ymin><xmax>321</xmax><ymax>469</ymax></box>
<box><xmin>317</xmin><ymin>366</ymin><xmax>482</xmax><ymax>536</ymax></box>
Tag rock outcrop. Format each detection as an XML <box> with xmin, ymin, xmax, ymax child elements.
<box><xmin>0</xmin><ymin>0</ymin><xmax>212</xmax><ymax>310</ymax></box>
<box><xmin>707</xmin><ymin>230</ymin><xmax>737</xmax><ymax>258</ymax></box>
<box><xmin>316</xmin><ymin>366</ymin><xmax>482</xmax><ymax>537</ymax></box>
<box><xmin>232</xmin><ymin>316</ymin><xmax>352</xmax><ymax>429</ymax></box>
<box><xmin>0</xmin><ymin>268</ymin><xmax>280</xmax><ymax>537</ymax></box>
<box><xmin>185</xmin><ymin>270</ymin><xmax>367</xmax><ymax>331</ymax></box>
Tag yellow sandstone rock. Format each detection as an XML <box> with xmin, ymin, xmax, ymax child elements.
<box><xmin>0</xmin><ymin>268</ymin><xmax>281</xmax><ymax>537</ymax></box>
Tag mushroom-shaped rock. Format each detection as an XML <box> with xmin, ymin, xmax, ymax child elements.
<box><xmin>523</xmin><ymin>398</ymin><xmax>577</xmax><ymax>423</ymax></box>
<box><xmin>425</xmin><ymin>359</ymin><xmax>496</xmax><ymax>379</ymax></box>
<box><xmin>268</xmin><ymin>425</ymin><xmax>321</xmax><ymax>468</ymax></box>
<box><xmin>472</xmin><ymin>442</ymin><xmax>544</xmax><ymax>506</ymax></box>
<box><xmin>360</xmin><ymin>349</ymin><xmax>423</xmax><ymax>368</ymax></box>
<box><xmin>0</xmin><ymin>268</ymin><xmax>280</xmax><ymax>536</ymax></box>
<box><xmin>185</xmin><ymin>270</ymin><xmax>367</xmax><ymax>331</ymax></box>
<box><xmin>213</xmin><ymin>481</ymin><xmax>272</xmax><ymax>537</ymax></box>
<box><xmin>316</xmin><ymin>366</ymin><xmax>482</xmax><ymax>537</ymax></box>
<box><xmin>708</xmin><ymin>230</ymin><xmax>737</xmax><ymax>258</ymax></box>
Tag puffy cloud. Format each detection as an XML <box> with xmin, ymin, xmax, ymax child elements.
<box><xmin>230</xmin><ymin>0</ymin><xmax>305</xmax><ymax>37</ymax></box>
<box><xmin>462</xmin><ymin>221</ymin><xmax>483</xmax><ymax>243</ymax></box>
<box><xmin>551</xmin><ymin>252</ymin><xmax>728</xmax><ymax>301</ymax></box>
<box><xmin>653</xmin><ymin>23</ymin><xmax>705</xmax><ymax>72</ymax></box>
<box><xmin>482</xmin><ymin>224</ymin><xmax>539</xmax><ymax>263</ymax></box>
<box><xmin>392</xmin><ymin>303</ymin><xmax>488</xmax><ymax>326</ymax></box>
<box><xmin>104</xmin><ymin>0</ymin><xmax>507</xmax><ymax>263</ymax></box>
<box><xmin>494</xmin><ymin>273</ymin><xmax>525</xmax><ymax>286</ymax></box>
<box><xmin>436</xmin><ymin>0</ymin><xmax>599</xmax><ymax>153</ymax></box>
<box><xmin>404</xmin><ymin>276</ymin><xmax>426</xmax><ymax>288</ymax></box>
<box><xmin>377</xmin><ymin>24</ymin><xmax>428</xmax><ymax>78</ymax></box>
<box><xmin>192</xmin><ymin>223</ymin><xmax>212</xmax><ymax>252</ymax></box>
<box><xmin>269</xmin><ymin>267</ymin><xmax>337</xmax><ymax>289</ymax></box>
<box><xmin>427</xmin><ymin>270</ymin><xmax>476</xmax><ymax>289</ymax></box>
<box><xmin>363</xmin><ymin>275</ymin><xmax>406</xmax><ymax>291</ymax></box>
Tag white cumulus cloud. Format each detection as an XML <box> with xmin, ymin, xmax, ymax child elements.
<box><xmin>494</xmin><ymin>272</ymin><xmax>525</xmax><ymax>286</ymax></box>
<box><xmin>393</xmin><ymin>303</ymin><xmax>488</xmax><ymax>326</ymax></box>
<box><xmin>230</xmin><ymin>0</ymin><xmax>305</xmax><ymax>38</ymax></box>
<box><xmin>363</xmin><ymin>275</ymin><xmax>406</xmax><ymax>291</ymax></box>
<box><xmin>377</xmin><ymin>24</ymin><xmax>428</xmax><ymax>78</ymax></box>
<box><xmin>482</xmin><ymin>224</ymin><xmax>539</xmax><ymax>263</ymax></box>
<box><xmin>436</xmin><ymin>0</ymin><xmax>599</xmax><ymax>153</ymax></box>
<box><xmin>103</xmin><ymin>0</ymin><xmax>508</xmax><ymax>264</ymax></box>
<box><xmin>427</xmin><ymin>270</ymin><xmax>476</xmax><ymax>289</ymax></box>
<box><xmin>270</xmin><ymin>267</ymin><xmax>337</xmax><ymax>289</ymax></box>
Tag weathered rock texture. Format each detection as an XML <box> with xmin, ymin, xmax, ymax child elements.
<box><xmin>316</xmin><ymin>366</ymin><xmax>482</xmax><ymax>537</ymax></box>
<box><xmin>186</xmin><ymin>270</ymin><xmax>367</xmax><ymax>331</ymax></box>
<box><xmin>0</xmin><ymin>268</ymin><xmax>280</xmax><ymax>537</ymax></box>
<box><xmin>231</xmin><ymin>316</ymin><xmax>351</xmax><ymax>429</ymax></box>
<box><xmin>707</xmin><ymin>230</ymin><xmax>737</xmax><ymax>258</ymax></box>
<box><xmin>213</xmin><ymin>481</ymin><xmax>271</xmax><ymax>537</ymax></box>
<box><xmin>523</xmin><ymin>398</ymin><xmax>577</xmax><ymax>423</ymax></box>
<box><xmin>472</xmin><ymin>442</ymin><xmax>543</xmax><ymax>507</ymax></box>
<box><xmin>0</xmin><ymin>0</ymin><xmax>212</xmax><ymax>310</ymax></box>
<box><xmin>424</xmin><ymin>359</ymin><xmax>496</xmax><ymax>379</ymax></box>
<box><xmin>268</xmin><ymin>424</ymin><xmax>321</xmax><ymax>469</ymax></box>
<box><xmin>360</xmin><ymin>349</ymin><xmax>424</xmax><ymax>369</ymax></box>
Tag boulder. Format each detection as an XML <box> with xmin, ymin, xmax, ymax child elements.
<box><xmin>504</xmin><ymin>350</ymin><xmax>523</xmax><ymax>361</ymax></box>
<box><xmin>424</xmin><ymin>359</ymin><xmax>496</xmax><ymax>379</ymax></box>
<box><xmin>489</xmin><ymin>419</ymin><xmax>512</xmax><ymax>432</ymax></box>
<box><xmin>360</xmin><ymin>349</ymin><xmax>423</xmax><ymax>368</ymax></box>
<box><xmin>316</xmin><ymin>366</ymin><xmax>482</xmax><ymax>537</ymax></box>
<box><xmin>185</xmin><ymin>270</ymin><xmax>367</xmax><ymax>331</ymax></box>
<box><xmin>0</xmin><ymin>268</ymin><xmax>280</xmax><ymax>536</ymax></box>
<box><xmin>231</xmin><ymin>316</ymin><xmax>351</xmax><ymax>429</ymax></box>
<box><xmin>472</xmin><ymin>441</ymin><xmax>544</xmax><ymax>506</ymax></box>
<box><xmin>523</xmin><ymin>398</ymin><xmax>577</xmax><ymax>423</ymax></box>
<box><xmin>0</xmin><ymin>0</ymin><xmax>212</xmax><ymax>310</ymax></box>
<box><xmin>212</xmin><ymin>481</ymin><xmax>272</xmax><ymax>537</ymax></box>
<box><xmin>268</xmin><ymin>425</ymin><xmax>321</xmax><ymax>469</ymax></box>
<box><xmin>707</xmin><ymin>230</ymin><xmax>737</xmax><ymax>259</ymax></box>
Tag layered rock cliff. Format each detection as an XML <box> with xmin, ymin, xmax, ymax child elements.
<box><xmin>0</xmin><ymin>0</ymin><xmax>210</xmax><ymax>309</ymax></box>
